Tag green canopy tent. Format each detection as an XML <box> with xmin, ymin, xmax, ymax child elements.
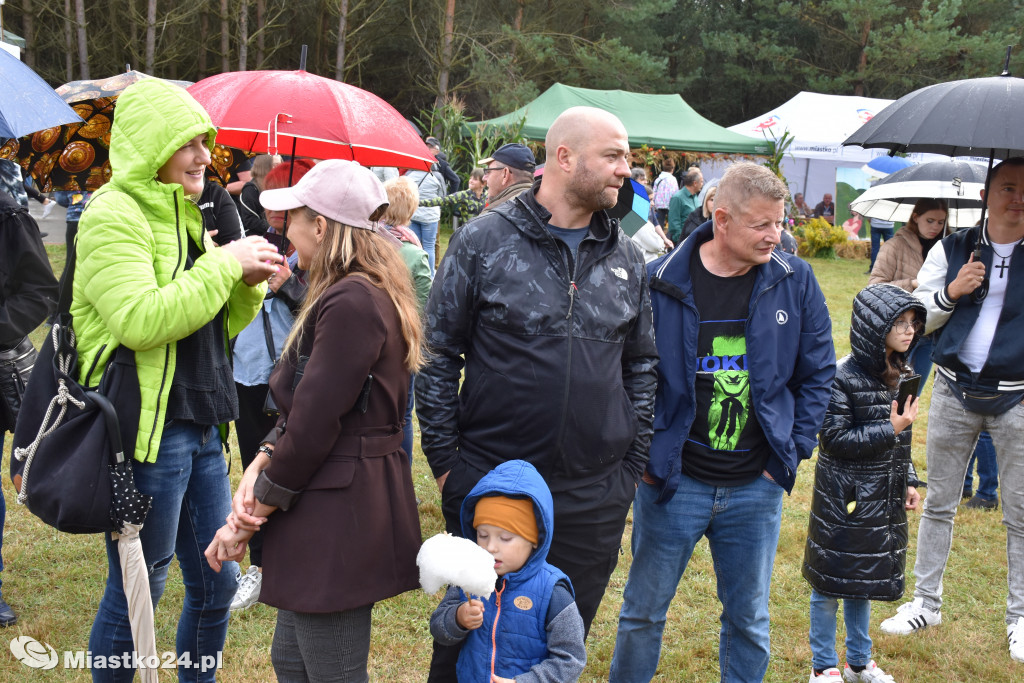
<box><xmin>467</xmin><ymin>83</ymin><xmax>771</xmax><ymax>155</ymax></box>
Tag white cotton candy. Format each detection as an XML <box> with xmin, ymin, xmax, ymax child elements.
<box><xmin>417</xmin><ymin>533</ymin><xmax>497</xmax><ymax>599</ymax></box>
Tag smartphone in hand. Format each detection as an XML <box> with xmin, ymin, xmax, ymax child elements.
<box><xmin>896</xmin><ymin>374</ymin><xmax>921</xmax><ymax>415</ymax></box>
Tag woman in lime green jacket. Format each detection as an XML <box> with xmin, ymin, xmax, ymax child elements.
<box><xmin>72</xmin><ymin>79</ymin><xmax>281</xmax><ymax>683</ymax></box>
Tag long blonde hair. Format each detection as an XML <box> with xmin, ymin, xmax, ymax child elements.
<box><xmin>283</xmin><ymin>207</ymin><xmax>424</xmax><ymax>371</ymax></box>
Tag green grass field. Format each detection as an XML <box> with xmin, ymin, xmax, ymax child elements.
<box><xmin>0</xmin><ymin>242</ymin><xmax>1014</xmax><ymax>682</ymax></box>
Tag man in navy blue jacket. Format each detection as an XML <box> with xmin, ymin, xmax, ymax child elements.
<box><xmin>610</xmin><ymin>163</ymin><xmax>835</xmax><ymax>683</ymax></box>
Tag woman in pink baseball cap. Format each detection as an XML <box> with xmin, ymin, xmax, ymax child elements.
<box><xmin>205</xmin><ymin>159</ymin><xmax>424</xmax><ymax>681</ymax></box>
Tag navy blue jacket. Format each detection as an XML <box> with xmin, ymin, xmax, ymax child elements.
<box><xmin>645</xmin><ymin>221</ymin><xmax>835</xmax><ymax>500</ymax></box>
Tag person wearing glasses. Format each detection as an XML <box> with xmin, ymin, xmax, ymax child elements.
<box><xmin>478</xmin><ymin>143</ymin><xmax>537</xmax><ymax>214</ymax></box>
<box><xmin>880</xmin><ymin>157</ymin><xmax>1024</xmax><ymax>665</ymax></box>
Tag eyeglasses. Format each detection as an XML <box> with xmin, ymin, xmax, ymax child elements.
<box><xmin>482</xmin><ymin>166</ymin><xmax>508</xmax><ymax>174</ymax></box>
<box><xmin>893</xmin><ymin>320</ymin><xmax>924</xmax><ymax>334</ymax></box>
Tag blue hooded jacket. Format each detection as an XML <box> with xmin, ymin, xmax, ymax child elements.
<box><xmin>456</xmin><ymin>460</ymin><xmax>572</xmax><ymax>682</ymax></box>
<box><xmin>645</xmin><ymin>221</ymin><xmax>836</xmax><ymax>500</ymax></box>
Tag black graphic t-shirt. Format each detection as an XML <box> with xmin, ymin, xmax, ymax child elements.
<box><xmin>680</xmin><ymin>248</ymin><xmax>771</xmax><ymax>486</ymax></box>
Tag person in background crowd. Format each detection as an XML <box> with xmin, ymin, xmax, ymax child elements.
<box><xmin>629</xmin><ymin>167</ymin><xmax>672</xmax><ymax>258</ymax></box>
<box><xmin>405</xmin><ymin>162</ymin><xmax>447</xmax><ymax>275</ymax></box>
<box><xmin>206</xmin><ymin>160</ymin><xmax>422</xmax><ymax>681</ymax></box>
<box><xmin>229</xmin><ymin>158</ymin><xmax>315</xmax><ymax>614</ymax></box>
<box><xmin>381</xmin><ymin>176</ymin><xmax>432</xmax><ymax>463</ymax></box>
<box><xmin>73</xmin><ymin>79</ymin><xmax>278</xmax><ymax>683</ymax></box>
<box><xmin>802</xmin><ymin>284</ymin><xmax>924</xmax><ymax>683</ymax></box>
<box><xmin>680</xmin><ymin>179</ymin><xmax>718</xmax><ymax>241</ymax></box>
<box><xmin>793</xmin><ymin>192</ymin><xmax>811</xmax><ymax>218</ymax></box>
<box><xmin>425</xmin><ymin>136</ymin><xmax>461</xmax><ymax>193</ymax></box>
<box><xmin>879</xmin><ymin>158</ymin><xmax>1024</xmax><ymax>665</ymax></box>
<box><xmin>651</xmin><ymin>158</ymin><xmax>679</xmax><ymax>228</ymax></box>
<box><xmin>478</xmin><ymin>143</ymin><xmax>537</xmax><ymax>216</ymax></box>
<box><xmin>419</xmin><ymin>167</ymin><xmax>487</xmax><ymax>232</ymax></box>
<box><xmin>611</xmin><ymin>162</ymin><xmax>835</xmax><ymax>683</ymax></box>
<box><xmin>667</xmin><ymin>168</ymin><xmax>704</xmax><ymax>243</ymax></box>
<box><xmin>814</xmin><ymin>193</ymin><xmax>836</xmax><ymax>224</ymax></box>
<box><xmin>236</xmin><ymin>154</ymin><xmax>281</xmax><ymax>237</ymax></box>
<box><xmin>418</xmin><ymin>106</ymin><xmax>657</xmax><ymax>682</ymax></box>
<box><xmin>0</xmin><ymin>190</ymin><xmax>59</xmax><ymax>628</ymax></box>
<box><xmin>869</xmin><ymin>216</ymin><xmax>896</xmax><ymax>273</ymax></box>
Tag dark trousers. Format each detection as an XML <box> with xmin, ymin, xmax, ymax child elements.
<box><xmin>234</xmin><ymin>382</ymin><xmax>277</xmax><ymax>567</ymax></box>
<box><xmin>870</xmin><ymin>226</ymin><xmax>894</xmax><ymax>269</ymax></box>
<box><xmin>427</xmin><ymin>459</ymin><xmax>635</xmax><ymax>681</ymax></box>
<box><xmin>271</xmin><ymin>605</ymin><xmax>373</xmax><ymax>683</ymax></box>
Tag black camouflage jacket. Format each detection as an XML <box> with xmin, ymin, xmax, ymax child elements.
<box><xmin>415</xmin><ymin>187</ymin><xmax>658</xmax><ymax>485</ymax></box>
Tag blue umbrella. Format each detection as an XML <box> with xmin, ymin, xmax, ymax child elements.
<box><xmin>608</xmin><ymin>178</ymin><xmax>651</xmax><ymax>237</ymax></box>
<box><xmin>861</xmin><ymin>155</ymin><xmax>914</xmax><ymax>178</ymax></box>
<box><xmin>0</xmin><ymin>49</ymin><xmax>83</xmax><ymax>139</ymax></box>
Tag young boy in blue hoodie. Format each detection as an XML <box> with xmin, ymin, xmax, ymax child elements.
<box><xmin>429</xmin><ymin>460</ymin><xmax>587</xmax><ymax>682</ymax></box>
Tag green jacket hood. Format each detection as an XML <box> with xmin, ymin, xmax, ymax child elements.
<box><xmin>109</xmin><ymin>79</ymin><xmax>217</xmax><ymax>189</ymax></box>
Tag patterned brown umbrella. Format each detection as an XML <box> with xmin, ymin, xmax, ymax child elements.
<box><xmin>0</xmin><ymin>71</ymin><xmax>194</xmax><ymax>192</ymax></box>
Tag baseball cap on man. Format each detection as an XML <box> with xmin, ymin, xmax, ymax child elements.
<box><xmin>479</xmin><ymin>143</ymin><xmax>536</xmax><ymax>172</ymax></box>
<box><xmin>260</xmin><ymin>159</ymin><xmax>389</xmax><ymax>230</ymax></box>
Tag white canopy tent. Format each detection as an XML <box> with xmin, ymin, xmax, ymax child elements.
<box><xmin>703</xmin><ymin>92</ymin><xmax>898</xmax><ymax>207</ymax></box>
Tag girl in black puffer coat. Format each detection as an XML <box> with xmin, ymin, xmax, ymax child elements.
<box><xmin>802</xmin><ymin>283</ymin><xmax>926</xmax><ymax>683</ymax></box>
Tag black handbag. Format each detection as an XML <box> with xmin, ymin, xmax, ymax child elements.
<box><xmin>10</xmin><ymin>320</ymin><xmax>142</xmax><ymax>534</ymax></box>
<box><xmin>0</xmin><ymin>336</ymin><xmax>39</xmax><ymax>432</ymax></box>
<box><xmin>9</xmin><ymin>230</ymin><xmax>143</xmax><ymax>535</ymax></box>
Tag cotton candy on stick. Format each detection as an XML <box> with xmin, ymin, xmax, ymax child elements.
<box><xmin>417</xmin><ymin>533</ymin><xmax>497</xmax><ymax>600</ymax></box>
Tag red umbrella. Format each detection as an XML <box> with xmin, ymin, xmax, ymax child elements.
<box><xmin>187</xmin><ymin>70</ymin><xmax>434</xmax><ymax>170</ymax></box>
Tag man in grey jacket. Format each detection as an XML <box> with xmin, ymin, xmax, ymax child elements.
<box><xmin>478</xmin><ymin>143</ymin><xmax>536</xmax><ymax>214</ymax></box>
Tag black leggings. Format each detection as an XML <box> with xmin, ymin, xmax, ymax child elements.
<box><xmin>233</xmin><ymin>382</ymin><xmax>277</xmax><ymax>567</ymax></box>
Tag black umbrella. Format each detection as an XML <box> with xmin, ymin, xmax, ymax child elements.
<box><xmin>844</xmin><ymin>50</ymin><xmax>1024</xmax><ymax>159</ymax></box>
<box><xmin>844</xmin><ymin>47</ymin><xmax>1024</xmax><ymax>245</ymax></box>
<box><xmin>850</xmin><ymin>161</ymin><xmax>988</xmax><ymax>229</ymax></box>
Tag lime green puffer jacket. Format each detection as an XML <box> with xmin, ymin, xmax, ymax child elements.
<box><xmin>72</xmin><ymin>79</ymin><xmax>265</xmax><ymax>463</ymax></box>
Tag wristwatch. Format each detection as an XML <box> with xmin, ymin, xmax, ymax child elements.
<box><xmin>257</xmin><ymin>444</ymin><xmax>274</xmax><ymax>459</ymax></box>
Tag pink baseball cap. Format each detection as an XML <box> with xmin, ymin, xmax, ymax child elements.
<box><xmin>259</xmin><ymin>159</ymin><xmax>389</xmax><ymax>230</ymax></box>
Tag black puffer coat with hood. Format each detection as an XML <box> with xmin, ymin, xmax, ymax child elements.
<box><xmin>802</xmin><ymin>283</ymin><xmax>925</xmax><ymax>601</ymax></box>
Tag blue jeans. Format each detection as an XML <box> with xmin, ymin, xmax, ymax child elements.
<box><xmin>610</xmin><ymin>472</ymin><xmax>784</xmax><ymax>683</ymax></box>
<box><xmin>964</xmin><ymin>431</ymin><xmax>999</xmax><ymax>500</ymax></box>
<box><xmin>870</xmin><ymin>227</ymin><xmax>894</xmax><ymax>269</ymax></box>
<box><xmin>409</xmin><ymin>220</ymin><xmax>438</xmax><ymax>275</ymax></box>
<box><xmin>809</xmin><ymin>590</ymin><xmax>872</xmax><ymax>670</ymax></box>
<box><xmin>89</xmin><ymin>421</ymin><xmax>237</xmax><ymax>683</ymax></box>
<box><xmin>907</xmin><ymin>334</ymin><xmax>933</xmax><ymax>384</ymax></box>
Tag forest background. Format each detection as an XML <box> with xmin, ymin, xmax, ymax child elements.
<box><xmin>3</xmin><ymin>0</ymin><xmax>1024</xmax><ymax>135</ymax></box>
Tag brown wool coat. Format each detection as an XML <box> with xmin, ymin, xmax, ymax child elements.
<box><xmin>868</xmin><ymin>227</ymin><xmax>926</xmax><ymax>292</ymax></box>
<box><xmin>258</xmin><ymin>275</ymin><xmax>421</xmax><ymax>613</ymax></box>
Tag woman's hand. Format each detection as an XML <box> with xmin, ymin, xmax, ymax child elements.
<box><xmin>232</xmin><ymin>450</ymin><xmax>273</xmax><ymax>529</ymax></box>
<box><xmin>890</xmin><ymin>396</ymin><xmax>919</xmax><ymax>434</ymax></box>
<box><xmin>268</xmin><ymin>258</ymin><xmax>293</xmax><ymax>293</ymax></box>
<box><xmin>456</xmin><ymin>599</ymin><xmax>484</xmax><ymax>630</ymax></box>
<box><xmin>947</xmin><ymin>252</ymin><xmax>986</xmax><ymax>300</ymax></box>
<box><xmin>222</xmin><ymin>236</ymin><xmax>284</xmax><ymax>286</ymax></box>
<box><xmin>204</xmin><ymin>523</ymin><xmax>254</xmax><ymax>572</ymax></box>
<box><xmin>905</xmin><ymin>486</ymin><xmax>921</xmax><ymax>511</ymax></box>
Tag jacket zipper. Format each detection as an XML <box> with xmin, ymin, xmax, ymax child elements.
<box><xmin>145</xmin><ymin>192</ymin><xmax>183</xmax><ymax>460</ymax></box>
<box><xmin>550</xmin><ymin>235</ymin><xmax>578</xmax><ymax>459</ymax></box>
<box><xmin>490</xmin><ymin>579</ymin><xmax>505</xmax><ymax>680</ymax></box>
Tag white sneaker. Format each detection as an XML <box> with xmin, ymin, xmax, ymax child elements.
<box><xmin>880</xmin><ymin>598</ymin><xmax>941</xmax><ymax>635</ymax></box>
<box><xmin>809</xmin><ymin>667</ymin><xmax>843</xmax><ymax>682</ymax></box>
<box><xmin>1009</xmin><ymin>617</ymin><xmax>1024</xmax><ymax>662</ymax></box>
<box><xmin>230</xmin><ymin>565</ymin><xmax>262</xmax><ymax>612</ymax></box>
<box><xmin>843</xmin><ymin>660</ymin><xmax>896</xmax><ymax>682</ymax></box>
